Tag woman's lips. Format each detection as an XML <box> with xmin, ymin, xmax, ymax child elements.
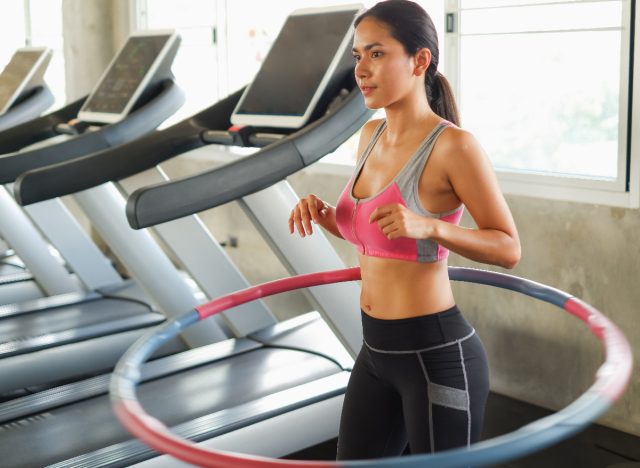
<box><xmin>360</xmin><ymin>86</ymin><xmax>376</xmax><ymax>97</ymax></box>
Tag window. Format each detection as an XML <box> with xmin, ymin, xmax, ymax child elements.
<box><xmin>134</xmin><ymin>1</ymin><xmax>639</xmax><ymax>207</ymax></box>
<box><xmin>445</xmin><ymin>0</ymin><xmax>637</xmax><ymax>206</ymax></box>
<box><xmin>136</xmin><ymin>0</ymin><xmax>221</xmax><ymax>124</ymax></box>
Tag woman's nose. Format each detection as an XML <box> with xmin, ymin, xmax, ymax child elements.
<box><xmin>355</xmin><ymin>59</ymin><xmax>369</xmax><ymax>79</ymax></box>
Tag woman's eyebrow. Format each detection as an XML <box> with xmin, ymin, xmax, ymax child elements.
<box><xmin>352</xmin><ymin>42</ymin><xmax>384</xmax><ymax>53</ymax></box>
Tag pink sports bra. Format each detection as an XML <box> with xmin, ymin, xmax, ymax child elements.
<box><xmin>335</xmin><ymin>119</ymin><xmax>464</xmax><ymax>263</ymax></box>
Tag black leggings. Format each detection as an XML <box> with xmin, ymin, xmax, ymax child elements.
<box><xmin>337</xmin><ymin>306</ymin><xmax>490</xmax><ymax>460</ymax></box>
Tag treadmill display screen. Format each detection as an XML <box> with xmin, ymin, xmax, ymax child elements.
<box><xmin>233</xmin><ymin>9</ymin><xmax>356</xmax><ymax>122</ymax></box>
<box><xmin>0</xmin><ymin>50</ymin><xmax>46</xmax><ymax>114</ymax></box>
<box><xmin>81</xmin><ymin>35</ymin><xmax>170</xmax><ymax>115</ymax></box>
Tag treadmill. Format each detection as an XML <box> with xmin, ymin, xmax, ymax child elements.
<box><xmin>0</xmin><ymin>31</ymin><xmax>185</xmax><ymax>306</ymax></box>
<box><xmin>0</xmin><ymin>31</ymin><xmax>215</xmax><ymax>394</ymax></box>
<box><xmin>0</xmin><ymin>47</ymin><xmax>55</xmax><ymax>284</ymax></box>
<box><xmin>3</xmin><ymin>6</ymin><xmax>371</xmax><ymax>466</ymax></box>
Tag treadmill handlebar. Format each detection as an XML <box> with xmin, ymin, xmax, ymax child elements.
<box><xmin>0</xmin><ymin>95</ymin><xmax>86</xmax><ymax>154</ymax></box>
<box><xmin>5</xmin><ymin>79</ymin><xmax>183</xmax><ymax>187</ymax></box>
<box><xmin>200</xmin><ymin>130</ymin><xmax>286</xmax><ymax>148</ymax></box>
<box><xmin>14</xmin><ymin>87</ymin><xmax>244</xmax><ymax>206</ymax></box>
<box><xmin>13</xmin><ymin>79</ymin><xmax>186</xmax><ymax>203</ymax></box>
<box><xmin>0</xmin><ymin>86</ymin><xmax>55</xmax><ymax>133</ymax></box>
<box><xmin>126</xmin><ymin>88</ymin><xmax>372</xmax><ymax>229</ymax></box>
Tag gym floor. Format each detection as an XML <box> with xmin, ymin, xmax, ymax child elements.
<box><xmin>286</xmin><ymin>392</ymin><xmax>640</xmax><ymax>467</ymax></box>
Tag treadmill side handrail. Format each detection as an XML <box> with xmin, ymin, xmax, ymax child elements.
<box><xmin>0</xmin><ymin>95</ymin><xmax>86</xmax><ymax>154</ymax></box>
<box><xmin>0</xmin><ymin>86</ymin><xmax>55</xmax><ymax>132</ymax></box>
<box><xmin>3</xmin><ymin>79</ymin><xmax>183</xmax><ymax>188</ymax></box>
<box><xmin>13</xmin><ymin>88</ymin><xmax>244</xmax><ymax>205</ymax></box>
<box><xmin>126</xmin><ymin>88</ymin><xmax>371</xmax><ymax>229</ymax></box>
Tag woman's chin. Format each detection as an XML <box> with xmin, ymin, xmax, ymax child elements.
<box><xmin>364</xmin><ymin>98</ymin><xmax>384</xmax><ymax>110</ymax></box>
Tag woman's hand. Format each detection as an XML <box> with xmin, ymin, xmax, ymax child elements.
<box><xmin>369</xmin><ymin>203</ymin><xmax>434</xmax><ymax>240</ymax></box>
<box><xmin>289</xmin><ymin>194</ymin><xmax>331</xmax><ymax>237</ymax></box>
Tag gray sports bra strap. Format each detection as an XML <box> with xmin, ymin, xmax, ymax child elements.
<box><xmin>395</xmin><ymin>120</ymin><xmax>451</xmax><ymax>190</ymax></box>
<box><xmin>354</xmin><ymin>120</ymin><xmax>387</xmax><ymax>174</ymax></box>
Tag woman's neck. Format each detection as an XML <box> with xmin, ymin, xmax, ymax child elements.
<box><xmin>383</xmin><ymin>89</ymin><xmax>438</xmax><ymax>145</ymax></box>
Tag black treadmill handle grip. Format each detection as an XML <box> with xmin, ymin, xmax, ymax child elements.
<box><xmin>0</xmin><ymin>131</ymin><xmax>111</xmax><ymax>185</ymax></box>
<box><xmin>15</xmin><ymin>127</ymin><xmax>202</xmax><ymax>205</ymax></box>
<box><xmin>127</xmin><ymin>140</ymin><xmax>305</xmax><ymax>229</ymax></box>
<box><xmin>0</xmin><ymin>95</ymin><xmax>86</xmax><ymax>154</ymax></box>
<box><xmin>0</xmin><ymin>86</ymin><xmax>55</xmax><ymax>133</ymax></box>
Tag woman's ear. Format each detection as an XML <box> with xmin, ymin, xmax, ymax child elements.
<box><xmin>414</xmin><ymin>48</ymin><xmax>431</xmax><ymax>77</ymax></box>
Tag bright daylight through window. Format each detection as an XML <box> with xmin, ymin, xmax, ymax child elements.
<box><xmin>453</xmin><ymin>0</ymin><xmax>628</xmax><ymax>186</ymax></box>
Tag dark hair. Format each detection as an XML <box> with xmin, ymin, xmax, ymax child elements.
<box><xmin>354</xmin><ymin>0</ymin><xmax>460</xmax><ymax>126</ymax></box>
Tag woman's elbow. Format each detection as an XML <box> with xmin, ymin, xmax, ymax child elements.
<box><xmin>500</xmin><ymin>239</ymin><xmax>521</xmax><ymax>269</ymax></box>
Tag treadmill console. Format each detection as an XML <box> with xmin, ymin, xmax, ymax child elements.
<box><xmin>231</xmin><ymin>4</ymin><xmax>362</xmax><ymax>129</ymax></box>
<box><xmin>0</xmin><ymin>47</ymin><xmax>52</xmax><ymax>115</ymax></box>
<box><xmin>78</xmin><ymin>31</ymin><xmax>179</xmax><ymax>124</ymax></box>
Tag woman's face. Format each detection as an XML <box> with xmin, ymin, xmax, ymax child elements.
<box><xmin>352</xmin><ymin>17</ymin><xmax>425</xmax><ymax>109</ymax></box>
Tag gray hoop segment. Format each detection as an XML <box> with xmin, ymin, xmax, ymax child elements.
<box><xmin>110</xmin><ymin>267</ymin><xmax>633</xmax><ymax>468</ymax></box>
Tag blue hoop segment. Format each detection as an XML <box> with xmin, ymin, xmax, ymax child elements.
<box><xmin>110</xmin><ymin>267</ymin><xmax>633</xmax><ymax>468</ymax></box>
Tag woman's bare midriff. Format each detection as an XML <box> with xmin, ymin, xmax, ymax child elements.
<box><xmin>359</xmin><ymin>255</ymin><xmax>455</xmax><ymax>319</ymax></box>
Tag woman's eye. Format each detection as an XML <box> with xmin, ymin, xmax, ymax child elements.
<box><xmin>353</xmin><ymin>55</ymin><xmax>361</xmax><ymax>62</ymax></box>
<box><xmin>372</xmin><ymin>51</ymin><xmax>383</xmax><ymax>58</ymax></box>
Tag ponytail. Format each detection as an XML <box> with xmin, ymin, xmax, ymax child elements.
<box><xmin>426</xmin><ymin>70</ymin><xmax>460</xmax><ymax>126</ymax></box>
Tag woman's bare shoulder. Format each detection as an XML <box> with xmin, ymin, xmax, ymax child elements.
<box><xmin>355</xmin><ymin>118</ymin><xmax>385</xmax><ymax>161</ymax></box>
<box><xmin>437</xmin><ymin>124</ymin><xmax>485</xmax><ymax>164</ymax></box>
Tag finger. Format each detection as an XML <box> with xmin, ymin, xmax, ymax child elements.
<box><xmin>293</xmin><ymin>206</ymin><xmax>306</xmax><ymax>237</ymax></box>
<box><xmin>302</xmin><ymin>211</ymin><xmax>313</xmax><ymax>234</ymax></box>
<box><xmin>288</xmin><ymin>211</ymin><xmax>294</xmax><ymax>234</ymax></box>
<box><xmin>383</xmin><ymin>225</ymin><xmax>401</xmax><ymax>239</ymax></box>
<box><xmin>387</xmin><ymin>229</ymin><xmax>400</xmax><ymax>240</ymax></box>
<box><xmin>299</xmin><ymin>200</ymin><xmax>313</xmax><ymax>235</ymax></box>
<box><xmin>369</xmin><ymin>207</ymin><xmax>382</xmax><ymax>223</ymax></box>
<box><xmin>369</xmin><ymin>205</ymin><xmax>394</xmax><ymax>223</ymax></box>
<box><xmin>381</xmin><ymin>222</ymin><xmax>396</xmax><ymax>236</ymax></box>
<box><xmin>308</xmin><ymin>195</ymin><xmax>322</xmax><ymax>223</ymax></box>
<box><xmin>376</xmin><ymin>215</ymin><xmax>396</xmax><ymax>231</ymax></box>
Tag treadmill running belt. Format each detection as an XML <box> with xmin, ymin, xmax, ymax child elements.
<box><xmin>0</xmin><ymin>298</ymin><xmax>162</xmax><ymax>357</ymax></box>
<box><xmin>0</xmin><ymin>346</ymin><xmax>340</xmax><ymax>467</ymax></box>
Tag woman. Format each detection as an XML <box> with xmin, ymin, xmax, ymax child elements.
<box><xmin>288</xmin><ymin>0</ymin><xmax>520</xmax><ymax>460</ymax></box>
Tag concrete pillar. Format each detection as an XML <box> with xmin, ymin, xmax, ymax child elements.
<box><xmin>62</xmin><ymin>0</ymin><xmax>132</xmax><ymax>100</ymax></box>
<box><xmin>60</xmin><ymin>0</ymin><xmax>134</xmax><ymax>272</ymax></box>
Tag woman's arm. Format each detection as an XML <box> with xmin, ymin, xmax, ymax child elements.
<box><xmin>289</xmin><ymin>118</ymin><xmax>384</xmax><ymax>240</ymax></box>
<box><xmin>369</xmin><ymin>128</ymin><xmax>521</xmax><ymax>269</ymax></box>
<box><xmin>435</xmin><ymin>128</ymin><xmax>521</xmax><ymax>268</ymax></box>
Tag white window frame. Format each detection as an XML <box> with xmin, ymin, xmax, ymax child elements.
<box><xmin>444</xmin><ymin>0</ymin><xmax>639</xmax><ymax>208</ymax></box>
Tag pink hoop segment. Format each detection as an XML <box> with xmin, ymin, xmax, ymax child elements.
<box><xmin>195</xmin><ymin>267</ymin><xmax>362</xmax><ymax>320</ymax></box>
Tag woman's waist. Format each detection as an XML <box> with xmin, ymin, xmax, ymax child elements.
<box><xmin>359</xmin><ymin>253</ymin><xmax>449</xmax><ymax>278</ymax></box>
<box><xmin>359</xmin><ymin>257</ymin><xmax>454</xmax><ymax>317</ymax></box>
<box><xmin>360</xmin><ymin>305</ymin><xmax>475</xmax><ymax>352</ymax></box>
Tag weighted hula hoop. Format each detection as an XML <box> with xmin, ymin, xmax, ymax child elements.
<box><xmin>110</xmin><ymin>267</ymin><xmax>633</xmax><ymax>468</ymax></box>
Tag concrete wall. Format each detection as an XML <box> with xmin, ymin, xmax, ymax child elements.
<box><xmin>452</xmin><ymin>196</ymin><xmax>639</xmax><ymax>437</ymax></box>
